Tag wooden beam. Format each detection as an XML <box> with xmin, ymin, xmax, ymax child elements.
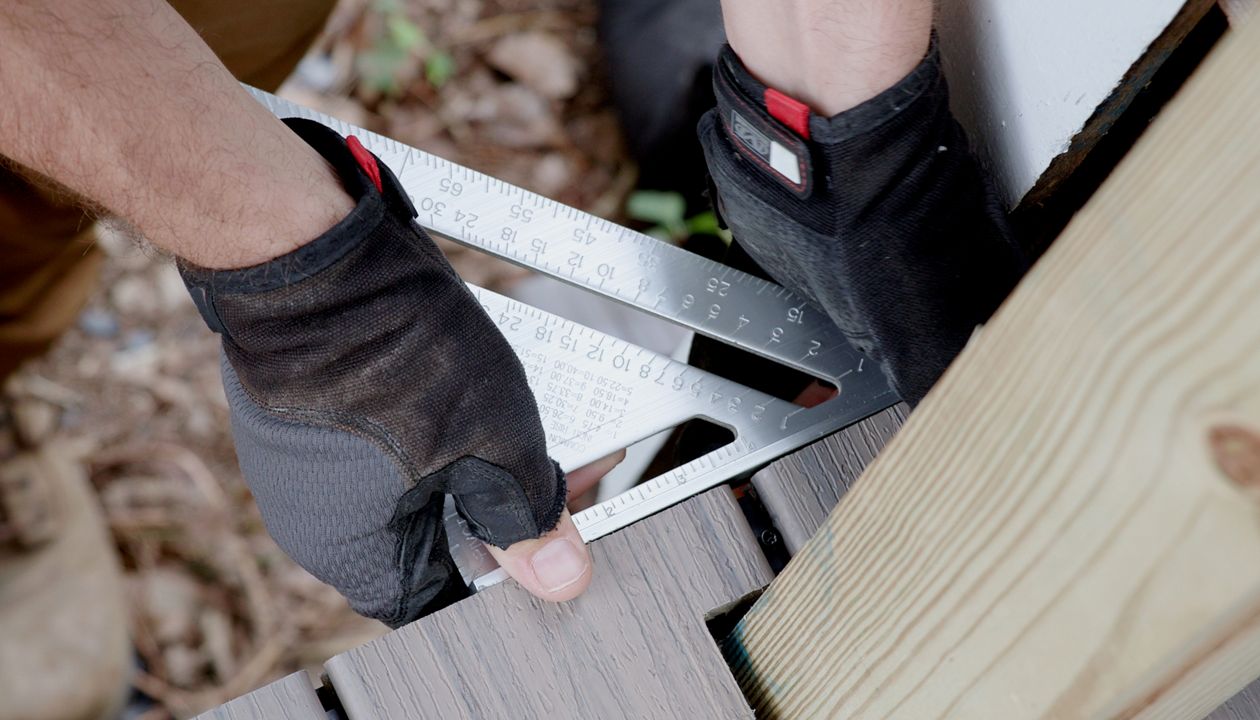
<box><xmin>729</xmin><ymin>16</ymin><xmax>1260</xmax><ymax>720</ymax></box>
<box><xmin>752</xmin><ymin>415</ymin><xmax>1260</xmax><ymax>718</ymax></box>
<box><xmin>1220</xmin><ymin>0</ymin><xmax>1257</xmax><ymax>23</ymax></box>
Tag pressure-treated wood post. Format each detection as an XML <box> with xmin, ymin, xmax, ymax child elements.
<box><xmin>729</xmin><ymin>16</ymin><xmax>1260</xmax><ymax>720</ymax></box>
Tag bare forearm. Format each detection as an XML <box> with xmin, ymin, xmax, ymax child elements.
<box><xmin>720</xmin><ymin>0</ymin><xmax>933</xmax><ymax>115</ymax></box>
<box><xmin>0</xmin><ymin>0</ymin><xmax>351</xmax><ymax>268</ymax></box>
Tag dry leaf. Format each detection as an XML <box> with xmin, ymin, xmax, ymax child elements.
<box><xmin>487</xmin><ymin>31</ymin><xmax>580</xmax><ymax>99</ymax></box>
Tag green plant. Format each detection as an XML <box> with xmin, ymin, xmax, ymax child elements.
<box><xmin>626</xmin><ymin>190</ymin><xmax>731</xmax><ymax>244</ymax></box>
<box><xmin>357</xmin><ymin>0</ymin><xmax>455</xmax><ymax>96</ymax></box>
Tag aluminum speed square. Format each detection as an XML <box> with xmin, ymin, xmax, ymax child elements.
<box><xmin>250</xmin><ymin>88</ymin><xmax>900</xmax><ymax>590</ymax></box>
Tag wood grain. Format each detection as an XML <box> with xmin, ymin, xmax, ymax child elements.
<box><xmin>730</xmin><ymin>17</ymin><xmax>1260</xmax><ymax>720</ymax></box>
<box><xmin>192</xmin><ymin>672</ymin><xmax>325</xmax><ymax>720</ymax></box>
<box><xmin>937</xmin><ymin>0</ymin><xmax>1215</xmax><ymax>209</ymax></box>
<box><xmin>754</xmin><ymin>402</ymin><xmax>1260</xmax><ymax>719</ymax></box>
<box><xmin>1209</xmin><ymin>679</ymin><xmax>1260</xmax><ymax>720</ymax></box>
<box><xmin>1220</xmin><ymin>0</ymin><xmax>1257</xmax><ymax>23</ymax></box>
<box><xmin>326</xmin><ymin>487</ymin><xmax>772</xmax><ymax>719</ymax></box>
<box><xmin>753</xmin><ymin>406</ymin><xmax>907</xmax><ymax>555</ymax></box>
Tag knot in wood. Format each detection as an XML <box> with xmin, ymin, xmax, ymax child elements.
<box><xmin>1209</xmin><ymin>424</ymin><xmax>1260</xmax><ymax>492</ymax></box>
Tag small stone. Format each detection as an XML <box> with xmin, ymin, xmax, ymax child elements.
<box><xmin>101</xmin><ymin>477</ymin><xmax>194</xmax><ymax>514</ymax></box>
<box><xmin>185</xmin><ymin>407</ymin><xmax>216</xmax><ymax>439</ymax></box>
<box><xmin>11</xmin><ymin>398</ymin><xmax>60</xmax><ymax>445</ymax></box>
<box><xmin>4</xmin><ymin>374</ymin><xmax>81</xmax><ymax>406</ymax></box>
<box><xmin>110</xmin><ymin>275</ymin><xmax>158</xmax><ymax>317</ymax></box>
<box><xmin>147</xmin><ymin>376</ymin><xmax>195</xmax><ymax>408</ymax></box>
<box><xmin>111</xmin><ymin>330</ymin><xmax>160</xmax><ymax>382</ymax></box>
<box><xmin>200</xmin><ymin>609</ymin><xmax>236</xmax><ymax>681</ymax></box>
<box><xmin>75</xmin><ymin>354</ymin><xmax>106</xmax><ymax>378</ymax></box>
<box><xmin>93</xmin><ymin>224</ymin><xmax>134</xmax><ymax>258</ymax></box>
<box><xmin>152</xmin><ymin>265</ymin><xmax>193</xmax><ymax>312</ymax></box>
<box><xmin>487</xmin><ymin>32</ymin><xmax>580</xmax><ymax>100</ymax></box>
<box><xmin>122</xmin><ymin>329</ymin><xmax>156</xmax><ymax>351</ymax></box>
<box><xmin>292</xmin><ymin>53</ymin><xmax>340</xmax><ymax>94</ymax></box>
<box><xmin>163</xmin><ymin>644</ymin><xmax>207</xmax><ymax>688</ymax></box>
<box><xmin>93</xmin><ymin>222</ymin><xmax>151</xmax><ymax>271</ymax></box>
<box><xmin>137</xmin><ymin>568</ymin><xmax>202</xmax><ymax>645</ymax></box>
<box><xmin>530</xmin><ymin>154</ymin><xmax>573</xmax><ymax>196</ymax></box>
<box><xmin>78</xmin><ymin>307</ymin><xmax>120</xmax><ymax>339</ymax></box>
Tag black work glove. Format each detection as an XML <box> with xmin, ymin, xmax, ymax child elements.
<box><xmin>698</xmin><ymin>40</ymin><xmax>1026</xmax><ymax>404</ymax></box>
<box><xmin>179</xmin><ymin>118</ymin><xmax>565</xmax><ymax>627</ymax></box>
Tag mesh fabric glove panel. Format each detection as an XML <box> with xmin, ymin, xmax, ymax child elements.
<box><xmin>179</xmin><ymin>118</ymin><xmax>565</xmax><ymax>626</ymax></box>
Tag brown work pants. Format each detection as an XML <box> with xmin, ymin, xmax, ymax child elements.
<box><xmin>0</xmin><ymin>0</ymin><xmax>337</xmax><ymax>381</ymax></box>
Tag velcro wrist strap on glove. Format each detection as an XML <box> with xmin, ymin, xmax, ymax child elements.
<box><xmin>699</xmin><ymin>40</ymin><xmax>1025</xmax><ymax>403</ymax></box>
<box><xmin>179</xmin><ymin>118</ymin><xmax>565</xmax><ymax>626</ymax></box>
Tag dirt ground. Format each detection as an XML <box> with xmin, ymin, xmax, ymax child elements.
<box><xmin>8</xmin><ymin>1</ymin><xmax>634</xmax><ymax>716</ymax></box>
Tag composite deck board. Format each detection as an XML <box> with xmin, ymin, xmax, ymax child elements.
<box><xmin>193</xmin><ymin>671</ymin><xmax>325</xmax><ymax>720</ymax></box>
<box><xmin>325</xmin><ymin>487</ymin><xmax>773</xmax><ymax>719</ymax></box>
<box><xmin>1209</xmin><ymin>679</ymin><xmax>1260</xmax><ymax>720</ymax></box>
<box><xmin>1210</xmin><ymin>679</ymin><xmax>1260</xmax><ymax>719</ymax></box>
<box><xmin>753</xmin><ymin>405</ymin><xmax>907</xmax><ymax>555</ymax></box>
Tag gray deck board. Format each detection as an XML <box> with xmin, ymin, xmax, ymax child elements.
<box><xmin>324</xmin><ymin>487</ymin><xmax>771</xmax><ymax>719</ymax></box>
<box><xmin>752</xmin><ymin>406</ymin><xmax>908</xmax><ymax>554</ymax></box>
<box><xmin>193</xmin><ymin>671</ymin><xmax>325</xmax><ymax>720</ymax></box>
<box><xmin>1208</xmin><ymin>678</ymin><xmax>1260</xmax><ymax>719</ymax></box>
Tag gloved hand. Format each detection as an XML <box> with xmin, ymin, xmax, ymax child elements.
<box><xmin>179</xmin><ymin>118</ymin><xmax>585</xmax><ymax>627</ymax></box>
<box><xmin>698</xmin><ymin>40</ymin><xmax>1026</xmax><ymax>404</ymax></box>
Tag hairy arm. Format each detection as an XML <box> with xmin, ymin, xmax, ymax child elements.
<box><xmin>0</xmin><ymin>0</ymin><xmax>599</xmax><ymax>618</ymax></box>
<box><xmin>0</xmin><ymin>0</ymin><xmax>353</xmax><ymax>268</ymax></box>
<box><xmin>720</xmin><ymin>0</ymin><xmax>933</xmax><ymax>114</ymax></box>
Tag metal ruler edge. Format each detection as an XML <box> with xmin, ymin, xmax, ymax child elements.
<box><xmin>445</xmin><ymin>284</ymin><xmax>897</xmax><ymax>588</ymax></box>
<box><xmin>246</xmin><ymin>87</ymin><xmax>899</xmax><ymax>589</ymax></box>
<box><xmin>249</xmin><ymin>87</ymin><xmax>871</xmax><ymax>384</ymax></box>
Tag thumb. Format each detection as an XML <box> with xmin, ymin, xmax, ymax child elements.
<box><xmin>486</xmin><ymin>509</ymin><xmax>592</xmax><ymax>602</ymax></box>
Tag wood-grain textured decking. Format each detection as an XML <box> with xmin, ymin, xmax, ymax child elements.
<box><xmin>324</xmin><ymin>487</ymin><xmax>772</xmax><ymax>719</ymax></box>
